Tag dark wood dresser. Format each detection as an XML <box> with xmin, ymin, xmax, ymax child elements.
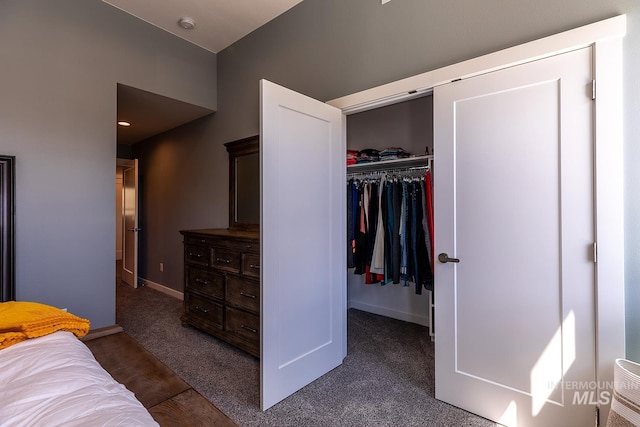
<box><xmin>179</xmin><ymin>228</ymin><xmax>260</xmax><ymax>357</ymax></box>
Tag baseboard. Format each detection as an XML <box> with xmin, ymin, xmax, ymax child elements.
<box><xmin>139</xmin><ymin>277</ymin><xmax>184</xmax><ymax>300</ymax></box>
<box><xmin>81</xmin><ymin>324</ymin><xmax>124</xmax><ymax>341</ymax></box>
<box><xmin>349</xmin><ymin>301</ymin><xmax>429</xmax><ymax>327</ymax></box>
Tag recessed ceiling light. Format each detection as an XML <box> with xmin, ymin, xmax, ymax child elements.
<box><xmin>118</xmin><ymin>121</ymin><xmax>131</xmax><ymax>127</ymax></box>
<box><xmin>178</xmin><ymin>17</ymin><xmax>196</xmax><ymax>30</ymax></box>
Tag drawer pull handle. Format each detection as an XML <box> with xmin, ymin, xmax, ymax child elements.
<box><xmin>241</xmin><ymin>325</ymin><xmax>258</xmax><ymax>334</ymax></box>
<box><xmin>195</xmin><ymin>278</ymin><xmax>210</xmax><ymax>285</ymax></box>
<box><xmin>189</xmin><ymin>253</ymin><xmax>204</xmax><ymax>258</ymax></box>
<box><xmin>249</xmin><ymin>264</ymin><xmax>260</xmax><ymax>270</ymax></box>
<box><xmin>194</xmin><ymin>306</ymin><xmax>209</xmax><ymax>314</ymax></box>
<box><xmin>240</xmin><ymin>292</ymin><xmax>256</xmax><ymax>299</ymax></box>
<box><xmin>216</xmin><ymin>258</ymin><xmax>231</xmax><ymax>264</ymax></box>
<box><xmin>245</xmin><ymin>244</ymin><xmax>253</xmax><ymax>249</ymax></box>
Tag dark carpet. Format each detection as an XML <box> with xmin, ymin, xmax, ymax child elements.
<box><xmin>116</xmin><ymin>281</ymin><xmax>496</xmax><ymax>426</ymax></box>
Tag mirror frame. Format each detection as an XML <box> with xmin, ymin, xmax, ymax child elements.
<box><xmin>224</xmin><ymin>135</ymin><xmax>259</xmax><ymax>231</ymax></box>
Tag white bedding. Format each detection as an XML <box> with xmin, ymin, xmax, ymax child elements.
<box><xmin>0</xmin><ymin>331</ymin><xmax>159</xmax><ymax>426</ymax></box>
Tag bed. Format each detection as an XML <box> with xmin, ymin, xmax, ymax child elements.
<box><xmin>0</xmin><ymin>302</ymin><xmax>158</xmax><ymax>426</ymax></box>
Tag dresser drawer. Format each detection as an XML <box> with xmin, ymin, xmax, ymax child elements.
<box><xmin>186</xmin><ymin>266</ymin><xmax>224</xmax><ymax>300</ymax></box>
<box><xmin>212</xmin><ymin>248</ymin><xmax>241</xmax><ymax>272</ymax></box>
<box><xmin>185</xmin><ymin>245</ymin><xmax>211</xmax><ymax>266</ymax></box>
<box><xmin>211</xmin><ymin>238</ymin><xmax>258</xmax><ymax>253</ymax></box>
<box><xmin>184</xmin><ymin>235</ymin><xmax>217</xmax><ymax>247</ymax></box>
<box><xmin>241</xmin><ymin>253</ymin><xmax>260</xmax><ymax>278</ymax></box>
<box><xmin>225</xmin><ymin>306</ymin><xmax>259</xmax><ymax>345</ymax></box>
<box><xmin>226</xmin><ymin>276</ymin><xmax>259</xmax><ymax>313</ymax></box>
<box><xmin>185</xmin><ymin>294</ymin><xmax>223</xmax><ymax>329</ymax></box>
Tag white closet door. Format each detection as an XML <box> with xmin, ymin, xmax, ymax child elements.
<box><xmin>434</xmin><ymin>47</ymin><xmax>595</xmax><ymax>426</ymax></box>
<box><xmin>260</xmin><ymin>79</ymin><xmax>346</xmax><ymax>411</ymax></box>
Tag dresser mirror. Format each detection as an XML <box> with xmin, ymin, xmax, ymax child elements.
<box><xmin>225</xmin><ymin>135</ymin><xmax>259</xmax><ymax>230</ymax></box>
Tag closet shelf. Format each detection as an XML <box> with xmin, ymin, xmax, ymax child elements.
<box><xmin>347</xmin><ymin>155</ymin><xmax>432</xmax><ymax>173</ymax></box>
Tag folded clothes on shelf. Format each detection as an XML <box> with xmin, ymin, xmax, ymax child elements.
<box><xmin>379</xmin><ymin>147</ymin><xmax>411</xmax><ymax>161</ymax></box>
<box><xmin>347</xmin><ymin>149</ymin><xmax>358</xmax><ymax>165</ymax></box>
<box><xmin>347</xmin><ymin>147</ymin><xmax>417</xmax><ymax>165</ymax></box>
<box><xmin>356</xmin><ymin>148</ymin><xmax>380</xmax><ymax>164</ymax></box>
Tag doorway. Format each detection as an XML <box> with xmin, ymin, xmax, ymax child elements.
<box><xmin>114</xmin><ymin>83</ymin><xmax>215</xmax><ymax>295</ymax></box>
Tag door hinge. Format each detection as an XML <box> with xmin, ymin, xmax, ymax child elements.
<box><xmin>591</xmin><ymin>80</ymin><xmax>596</xmax><ymax>100</ymax></box>
<box><xmin>595</xmin><ymin>406</ymin><xmax>600</xmax><ymax>427</ymax></box>
<box><xmin>593</xmin><ymin>242</ymin><xmax>597</xmax><ymax>263</ymax></box>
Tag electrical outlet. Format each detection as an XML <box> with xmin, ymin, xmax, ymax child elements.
<box><xmin>159</xmin><ymin>262</ymin><xmax>164</xmax><ymax>272</ymax></box>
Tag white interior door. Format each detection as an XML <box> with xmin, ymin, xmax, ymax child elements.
<box><xmin>122</xmin><ymin>159</ymin><xmax>139</xmax><ymax>288</ymax></box>
<box><xmin>260</xmin><ymin>79</ymin><xmax>346</xmax><ymax>411</ymax></box>
<box><xmin>434</xmin><ymin>47</ymin><xmax>596</xmax><ymax>426</ymax></box>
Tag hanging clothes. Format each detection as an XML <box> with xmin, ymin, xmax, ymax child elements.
<box><xmin>347</xmin><ymin>165</ymin><xmax>434</xmax><ymax>294</ymax></box>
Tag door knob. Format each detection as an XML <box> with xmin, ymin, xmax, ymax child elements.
<box><xmin>438</xmin><ymin>253</ymin><xmax>460</xmax><ymax>263</ymax></box>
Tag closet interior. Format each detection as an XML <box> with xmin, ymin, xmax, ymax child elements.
<box><xmin>346</xmin><ymin>94</ymin><xmax>434</xmax><ymax>338</ymax></box>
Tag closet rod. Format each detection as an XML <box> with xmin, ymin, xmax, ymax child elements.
<box><xmin>347</xmin><ymin>155</ymin><xmax>432</xmax><ymax>173</ymax></box>
<box><xmin>347</xmin><ymin>165</ymin><xmax>429</xmax><ymax>180</ymax></box>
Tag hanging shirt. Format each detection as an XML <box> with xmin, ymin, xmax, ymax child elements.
<box><xmin>425</xmin><ymin>170</ymin><xmax>435</xmax><ymax>268</ymax></box>
<box><xmin>366</xmin><ymin>182</ymin><xmax>382</xmax><ymax>283</ymax></box>
<box><xmin>370</xmin><ymin>175</ymin><xmax>386</xmax><ymax>275</ymax></box>
<box><xmin>353</xmin><ymin>182</ymin><xmax>367</xmax><ymax>275</ymax></box>
<box><xmin>400</xmin><ymin>180</ymin><xmax>410</xmax><ymax>284</ymax></box>
<box><xmin>391</xmin><ymin>180</ymin><xmax>402</xmax><ymax>284</ymax></box>
<box><xmin>420</xmin><ymin>178</ymin><xmax>432</xmax><ymax>272</ymax></box>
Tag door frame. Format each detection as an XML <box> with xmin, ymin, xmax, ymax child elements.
<box><xmin>328</xmin><ymin>15</ymin><xmax>625</xmax><ymax>422</ymax></box>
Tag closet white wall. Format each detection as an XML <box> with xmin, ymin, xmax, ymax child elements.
<box><xmin>346</xmin><ymin>95</ymin><xmax>434</xmax><ymax>326</ymax></box>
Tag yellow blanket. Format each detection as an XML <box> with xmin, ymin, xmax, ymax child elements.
<box><xmin>0</xmin><ymin>301</ymin><xmax>90</xmax><ymax>350</ymax></box>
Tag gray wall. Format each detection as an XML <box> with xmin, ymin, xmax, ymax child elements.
<box><xmin>3</xmin><ymin>0</ymin><xmax>636</xmax><ymax>358</ymax></box>
<box><xmin>221</xmin><ymin>0</ymin><xmax>640</xmax><ymax>362</ymax></box>
<box><xmin>133</xmin><ymin>115</ymin><xmax>227</xmax><ymax>290</ymax></box>
<box><xmin>135</xmin><ymin>0</ymin><xmax>640</xmax><ymax>361</ymax></box>
<box><xmin>0</xmin><ymin>0</ymin><xmax>216</xmax><ymax>328</ymax></box>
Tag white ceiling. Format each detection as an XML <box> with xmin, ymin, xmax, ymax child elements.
<box><xmin>102</xmin><ymin>0</ymin><xmax>304</xmax><ymax>53</ymax></box>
